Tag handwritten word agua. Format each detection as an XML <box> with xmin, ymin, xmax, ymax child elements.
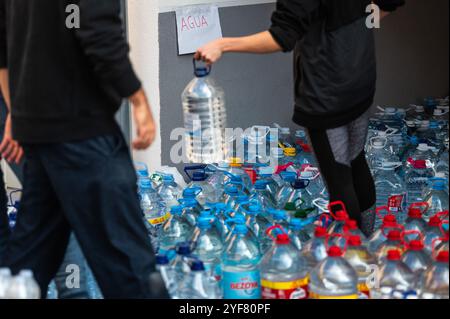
<box><xmin>180</xmin><ymin>15</ymin><xmax>209</xmax><ymax>32</ymax></box>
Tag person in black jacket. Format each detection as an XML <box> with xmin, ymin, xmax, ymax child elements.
<box><xmin>0</xmin><ymin>0</ymin><xmax>168</xmax><ymax>298</ymax></box>
<box><xmin>196</xmin><ymin>0</ymin><xmax>405</xmax><ymax>235</ymax></box>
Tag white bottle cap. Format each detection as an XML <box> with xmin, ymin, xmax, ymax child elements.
<box><xmin>373</xmin><ymin>141</ymin><xmax>384</xmax><ymax>148</ymax></box>
<box><xmin>417</xmin><ymin>143</ymin><xmax>429</xmax><ymax>151</ymax></box>
<box><xmin>415</xmin><ymin>105</ymin><xmax>425</xmax><ymax>112</ymax></box>
<box><xmin>18</xmin><ymin>270</ymin><xmax>34</xmax><ymax>278</ymax></box>
<box><xmin>280</xmin><ymin>127</ymin><xmax>290</xmax><ymax>135</ymax></box>
<box><xmin>0</xmin><ymin>268</ymin><xmax>12</xmax><ymax>276</ymax></box>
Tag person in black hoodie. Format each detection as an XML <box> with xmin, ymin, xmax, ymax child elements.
<box><xmin>196</xmin><ymin>0</ymin><xmax>405</xmax><ymax>235</ymax></box>
<box><xmin>0</xmin><ymin>0</ymin><xmax>168</xmax><ymax>298</ymax></box>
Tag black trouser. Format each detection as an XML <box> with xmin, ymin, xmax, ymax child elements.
<box><xmin>307</xmin><ymin>110</ymin><xmax>376</xmax><ymax>233</ymax></box>
<box><xmin>1</xmin><ymin>133</ymin><xmax>169</xmax><ymax>299</ymax></box>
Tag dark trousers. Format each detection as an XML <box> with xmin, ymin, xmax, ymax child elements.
<box><xmin>1</xmin><ymin>133</ymin><xmax>169</xmax><ymax>299</ymax></box>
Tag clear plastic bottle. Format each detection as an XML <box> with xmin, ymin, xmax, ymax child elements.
<box><xmin>423</xmin><ymin>178</ymin><xmax>449</xmax><ymax>221</ymax></box>
<box><xmin>423</xmin><ymin>215</ymin><xmax>448</xmax><ymax>253</ymax></box>
<box><xmin>301</xmin><ymin>227</ymin><xmax>329</xmax><ymax>269</ymax></box>
<box><xmin>157</xmin><ymin>174</ymin><xmax>183</xmax><ymax>208</ymax></box>
<box><xmin>5</xmin><ymin>270</ymin><xmax>40</xmax><ymax>299</ymax></box>
<box><xmin>190</xmin><ymin>217</ymin><xmax>223</xmax><ymax>278</ymax></box>
<box><xmin>334</xmin><ymin>220</ymin><xmax>368</xmax><ymax>248</ymax></box>
<box><xmin>403</xmin><ymin>203</ymin><xmax>429</xmax><ymax>240</ymax></box>
<box><xmin>250</xmin><ymin>180</ymin><xmax>277</xmax><ymax>213</ymax></box>
<box><xmin>309</xmin><ymin>245</ymin><xmax>359</xmax><ymax>299</ymax></box>
<box><xmin>366</xmin><ymin>136</ymin><xmax>398</xmax><ymax>172</ymax></box>
<box><xmin>0</xmin><ymin>268</ymin><xmax>12</xmax><ymax>299</ymax></box>
<box><xmin>243</xmin><ymin>204</ymin><xmax>271</xmax><ymax>241</ymax></box>
<box><xmin>278</xmin><ymin>179</ymin><xmax>315</xmax><ymax>219</ymax></box>
<box><xmin>327</xmin><ymin>201</ymin><xmax>350</xmax><ymax>235</ymax></box>
<box><xmin>420</xmin><ymin>251</ymin><xmax>449</xmax><ymax>299</ymax></box>
<box><xmin>184</xmin><ymin>165</ymin><xmax>219</xmax><ymax>206</ymax></box>
<box><xmin>260</xmin><ymin>226</ymin><xmax>309</xmax><ymax>299</ymax></box>
<box><xmin>371</xmin><ymin>250</ymin><xmax>417</xmax><ymax>299</ymax></box>
<box><xmin>170</xmin><ymin>242</ymin><xmax>193</xmax><ymax>284</ymax></box>
<box><xmin>156</xmin><ymin>255</ymin><xmax>177</xmax><ymax>297</ymax></box>
<box><xmin>222</xmin><ymin>224</ymin><xmax>262</xmax><ymax>299</ymax></box>
<box><xmin>287</xmin><ymin>218</ymin><xmax>311</xmax><ymax>251</ymax></box>
<box><xmin>374</xmin><ymin>230</ymin><xmax>405</xmax><ymax>263</ymax></box>
<box><xmin>402</xmin><ymin>240</ymin><xmax>432</xmax><ymax>275</ymax></box>
<box><xmin>175</xmin><ymin>260</ymin><xmax>221</xmax><ymax>299</ymax></box>
<box><xmin>343</xmin><ymin>235</ymin><xmax>377</xmax><ymax>299</ymax></box>
<box><xmin>367</xmin><ymin>211</ymin><xmax>401</xmax><ymax>253</ymax></box>
<box><xmin>182</xmin><ymin>60</ymin><xmax>227</xmax><ymax>164</ymax></box>
<box><xmin>159</xmin><ymin>206</ymin><xmax>194</xmax><ymax>254</ymax></box>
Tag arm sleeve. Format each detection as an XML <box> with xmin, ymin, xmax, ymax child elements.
<box><xmin>268</xmin><ymin>0</ymin><xmax>321</xmax><ymax>52</ymax></box>
<box><xmin>75</xmin><ymin>0</ymin><xmax>141</xmax><ymax>98</ymax></box>
<box><xmin>374</xmin><ymin>0</ymin><xmax>406</xmax><ymax>12</ymax></box>
<box><xmin>0</xmin><ymin>0</ymin><xmax>7</xmax><ymax>68</ymax></box>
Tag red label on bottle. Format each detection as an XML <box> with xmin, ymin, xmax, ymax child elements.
<box><xmin>261</xmin><ymin>278</ymin><xmax>309</xmax><ymax>299</ymax></box>
<box><xmin>388</xmin><ymin>195</ymin><xmax>404</xmax><ymax>212</ymax></box>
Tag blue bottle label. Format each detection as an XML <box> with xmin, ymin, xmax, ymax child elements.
<box><xmin>222</xmin><ymin>270</ymin><xmax>261</xmax><ymax>299</ymax></box>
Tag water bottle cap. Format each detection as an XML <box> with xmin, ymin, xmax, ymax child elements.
<box><xmin>334</xmin><ymin>210</ymin><xmax>349</xmax><ymax>221</ymax></box>
<box><xmin>327</xmin><ymin>246</ymin><xmax>343</xmax><ymax>257</ymax></box>
<box><xmin>432</xmin><ymin>180</ymin><xmax>446</xmax><ymax>190</ymax></box>
<box><xmin>139</xmin><ymin>179</ymin><xmax>152</xmax><ymax>189</ymax></box>
<box><xmin>247</xmin><ymin>205</ymin><xmax>260</xmax><ymax>215</ymax></box>
<box><xmin>415</xmin><ymin>105</ymin><xmax>425</xmax><ymax>112</ymax></box>
<box><xmin>417</xmin><ymin>143</ymin><xmax>429</xmax><ymax>151</ymax></box>
<box><xmin>409</xmin><ymin>240</ymin><xmax>424</xmax><ymax>251</ymax></box>
<box><xmin>183</xmin><ymin>187</ymin><xmax>200</xmax><ymax>198</ymax></box>
<box><xmin>289</xmin><ymin>218</ymin><xmax>303</xmax><ymax>230</ymax></box>
<box><xmin>276</xmin><ymin>234</ymin><xmax>291</xmax><ymax>245</ymax></box>
<box><xmin>236</xmin><ymin>195</ymin><xmax>249</xmax><ymax>203</ymax></box>
<box><xmin>156</xmin><ymin>255</ymin><xmax>170</xmax><ymax>265</ymax></box>
<box><xmin>348</xmin><ymin>236</ymin><xmax>362</xmax><ymax>247</ymax></box>
<box><xmin>272</xmin><ymin>210</ymin><xmax>286</xmax><ymax>221</ymax></box>
<box><xmin>428</xmin><ymin>216</ymin><xmax>442</xmax><ymax>227</ymax></box>
<box><xmin>283</xmin><ymin>148</ymin><xmax>296</xmax><ymax>157</ymax></box>
<box><xmin>345</xmin><ymin>220</ymin><xmax>358</xmax><ymax>230</ymax></box>
<box><xmin>254</xmin><ymin>180</ymin><xmax>268</xmax><ymax>190</ymax></box>
<box><xmin>387</xmin><ymin>250</ymin><xmax>402</xmax><ymax>261</ymax></box>
<box><xmin>408</xmin><ymin>208</ymin><xmax>423</xmax><ymax>219</ymax></box>
<box><xmin>315</xmin><ymin>227</ymin><xmax>328</xmax><ymax>238</ymax></box>
<box><xmin>295</xmin><ymin>130</ymin><xmax>306</xmax><ymax>138</ymax></box>
<box><xmin>234</xmin><ymin>224</ymin><xmax>248</xmax><ymax>234</ymax></box>
<box><xmin>436</xmin><ymin>251</ymin><xmax>449</xmax><ymax>263</ymax></box>
<box><xmin>0</xmin><ymin>268</ymin><xmax>11</xmax><ymax>276</ymax></box>
<box><xmin>176</xmin><ymin>242</ymin><xmax>191</xmax><ymax>255</ymax></box>
<box><xmin>385</xmin><ymin>107</ymin><xmax>397</xmax><ymax>114</ymax></box>
<box><xmin>292</xmin><ymin>179</ymin><xmax>308</xmax><ymax>189</ymax></box>
<box><xmin>136</xmin><ymin>168</ymin><xmax>149</xmax><ymax>178</ymax></box>
<box><xmin>373</xmin><ymin>140</ymin><xmax>384</xmax><ymax>148</ymax></box>
<box><xmin>192</xmin><ymin>171</ymin><xmax>207</xmax><ymax>181</ymax></box>
<box><xmin>410</xmin><ymin>136</ymin><xmax>419</xmax><ymax>144</ymax></box>
<box><xmin>191</xmin><ymin>260</ymin><xmax>206</xmax><ymax>271</ymax></box>
<box><xmin>225</xmin><ymin>185</ymin><xmax>239</xmax><ymax>195</ymax></box>
<box><xmin>162</xmin><ymin>174</ymin><xmax>175</xmax><ymax>182</ymax></box>
<box><xmin>387</xmin><ymin>230</ymin><xmax>402</xmax><ymax>241</ymax></box>
<box><xmin>197</xmin><ymin>217</ymin><xmax>213</xmax><ymax>229</ymax></box>
<box><xmin>229</xmin><ymin>157</ymin><xmax>243</xmax><ymax>167</ymax></box>
<box><xmin>217</xmin><ymin>161</ymin><xmax>230</xmax><ymax>168</ymax></box>
<box><xmin>280</xmin><ymin>127</ymin><xmax>290</xmax><ymax>134</ymax></box>
<box><xmin>170</xmin><ymin>205</ymin><xmax>184</xmax><ymax>215</ymax></box>
<box><xmin>383</xmin><ymin>215</ymin><xmax>397</xmax><ymax>225</ymax></box>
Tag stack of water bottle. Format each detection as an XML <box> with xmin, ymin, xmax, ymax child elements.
<box><xmin>135</xmin><ymin>100</ymin><xmax>449</xmax><ymax>299</ymax></box>
<box><xmin>0</xmin><ymin>268</ymin><xmax>41</xmax><ymax>299</ymax></box>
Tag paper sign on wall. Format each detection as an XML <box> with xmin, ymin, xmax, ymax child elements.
<box><xmin>176</xmin><ymin>5</ymin><xmax>223</xmax><ymax>55</ymax></box>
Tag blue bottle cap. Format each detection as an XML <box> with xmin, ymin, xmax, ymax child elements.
<box><xmin>192</xmin><ymin>171</ymin><xmax>207</xmax><ymax>181</ymax></box>
<box><xmin>234</xmin><ymin>224</ymin><xmax>248</xmax><ymax>234</ymax></box>
<box><xmin>176</xmin><ymin>242</ymin><xmax>191</xmax><ymax>255</ymax></box>
<box><xmin>246</xmin><ymin>205</ymin><xmax>260</xmax><ymax>215</ymax></box>
<box><xmin>197</xmin><ymin>217</ymin><xmax>213</xmax><ymax>229</ymax></box>
<box><xmin>156</xmin><ymin>254</ymin><xmax>170</xmax><ymax>265</ymax></box>
<box><xmin>289</xmin><ymin>218</ymin><xmax>303</xmax><ymax>230</ymax></box>
<box><xmin>162</xmin><ymin>174</ymin><xmax>175</xmax><ymax>182</ymax></box>
<box><xmin>183</xmin><ymin>187</ymin><xmax>201</xmax><ymax>198</ymax></box>
<box><xmin>170</xmin><ymin>205</ymin><xmax>184</xmax><ymax>215</ymax></box>
<box><xmin>225</xmin><ymin>185</ymin><xmax>239</xmax><ymax>195</ymax></box>
<box><xmin>272</xmin><ymin>210</ymin><xmax>286</xmax><ymax>221</ymax></box>
<box><xmin>139</xmin><ymin>179</ymin><xmax>152</xmax><ymax>189</ymax></box>
<box><xmin>254</xmin><ymin>180</ymin><xmax>268</xmax><ymax>190</ymax></box>
<box><xmin>199</xmin><ymin>210</ymin><xmax>213</xmax><ymax>218</ymax></box>
<box><xmin>236</xmin><ymin>195</ymin><xmax>249</xmax><ymax>203</ymax></box>
<box><xmin>191</xmin><ymin>260</ymin><xmax>206</xmax><ymax>271</ymax></box>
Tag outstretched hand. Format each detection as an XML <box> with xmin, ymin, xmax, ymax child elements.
<box><xmin>194</xmin><ymin>38</ymin><xmax>224</xmax><ymax>65</ymax></box>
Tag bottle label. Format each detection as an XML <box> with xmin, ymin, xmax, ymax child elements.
<box><xmin>357</xmin><ymin>283</ymin><xmax>371</xmax><ymax>299</ymax></box>
<box><xmin>261</xmin><ymin>277</ymin><xmax>309</xmax><ymax>299</ymax></box>
<box><xmin>222</xmin><ymin>270</ymin><xmax>261</xmax><ymax>299</ymax></box>
<box><xmin>309</xmin><ymin>291</ymin><xmax>359</xmax><ymax>299</ymax></box>
<box><xmin>148</xmin><ymin>212</ymin><xmax>171</xmax><ymax>225</ymax></box>
<box><xmin>388</xmin><ymin>194</ymin><xmax>405</xmax><ymax>212</ymax></box>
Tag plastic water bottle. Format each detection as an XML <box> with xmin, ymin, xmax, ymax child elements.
<box><xmin>156</xmin><ymin>255</ymin><xmax>177</xmax><ymax>297</ymax></box>
<box><xmin>300</xmin><ymin>168</ymin><xmax>328</xmax><ymax>199</ymax></box>
<box><xmin>5</xmin><ymin>270</ymin><xmax>41</xmax><ymax>299</ymax></box>
<box><xmin>227</xmin><ymin>158</ymin><xmax>254</xmax><ymax>193</ymax></box>
<box><xmin>170</xmin><ymin>242</ymin><xmax>193</xmax><ymax>284</ymax></box>
<box><xmin>243</xmin><ymin>204</ymin><xmax>271</xmax><ymax>241</ymax></box>
<box><xmin>175</xmin><ymin>260</ymin><xmax>221</xmax><ymax>299</ymax></box>
<box><xmin>402</xmin><ymin>239</ymin><xmax>432</xmax><ymax>275</ymax></box>
<box><xmin>287</xmin><ymin>218</ymin><xmax>311</xmax><ymax>251</ymax></box>
<box><xmin>327</xmin><ymin>201</ymin><xmax>350</xmax><ymax>235</ymax></box>
<box><xmin>260</xmin><ymin>226</ymin><xmax>309</xmax><ymax>299</ymax></box>
<box><xmin>405</xmin><ymin>161</ymin><xmax>436</xmax><ymax>207</ymax></box>
<box><xmin>334</xmin><ymin>220</ymin><xmax>368</xmax><ymax>248</ymax></box>
<box><xmin>250</xmin><ymin>180</ymin><xmax>277</xmax><ymax>213</ymax></box>
<box><xmin>374</xmin><ymin>230</ymin><xmax>405</xmax><ymax>262</ymax></box>
<box><xmin>373</xmin><ymin>162</ymin><xmax>407</xmax><ymax>226</ymax></box>
<box><xmin>301</xmin><ymin>226</ymin><xmax>329</xmax><ymax>269</ymax></box>
<box><xmin>184</xmin><ymin>165</ymin><xmax>220</xmax><ymax>206</ymax></box>
<box><xmin>157</xmin><ymin>174</ymin><xmax>183</xmax><ymax>208</ymax></box>
<box><xmin>371</xmin><ymin>250</ymin><xmax>417</xmax><ymax>299</ymax></box>
<box><xmin>182</xmin><ymin>60</ymin><xmax>227</xmax><ymax>164</ymax></box>
<box><xmin>419</xmin><ymin>251</ymin><xmax>449</xmax><ymax>299</ymax></box>
<box><xmin>278</xmin><ymin>179</ymin><xmax>315</xmax><ymax>219</ymax></box>
<box><xmin>366</xmin><ymin>136</ymin><xmax>399</xmax><ymax>172</ymax></box>
<box><xmin>159</xmin><ymin>206</ymin><xmax>194</xmax><ymax>254</ymax></box>
<box><xmin>190</xmin><ymin>217</ymin><xmax>223</xmax><ymax>278</ymax></box>
<box><xmin>343</xmin><ymin>235</ymin><xmax>377</xmax><ymax>299</ymax></box>
<box><xmin>222</xmin><ymin>224</ymin><xmax>262</xmax><ymax>299</ymax></box>
<box><xmin>308</xmin><ymin>244</ymin><xmax>359</xmax><ymax>299</ymax></box>
<box><xmin>403</xmin><ymin>203</ymin><xmax>429</xmax><ymax>239</ymax></box>
<box><xmin>423</xmin><ymin>178</ymin><xmax>449</xmax><ymax>221</ymax></box>
<box><xmin>423</xmin><ymin>214</ymin><xmax>448</xmax><ymax>253</ymax></box>
<box><xmin>0</xmin><ymin>268</ymin><xmax>12</xmax><ymax>299</ymax></box>
<box><xmin>367</xmin><ymin>210</ymin><xmax>401</xmax><ymax>253</ymax></box>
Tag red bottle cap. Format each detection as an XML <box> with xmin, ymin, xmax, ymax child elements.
<box><xmin>409</xmin><ymin>240</ymin><xmax>424</xmax><ymax>251</ymax></box>
<box><xmin>429</xmin><ymin>216</ymin><xmax>442</xmax><ymax>227</ymax></box>
<box><xmin>387</xmin><ymin>250</ymin><xmax>402</xmax><ymax>261</ymax></box>
<box><xmin>345</xmin><ymin>220</ymin><xmax>358</xmax><ymax>230</ymax></box>
<box><xmin>436</xmin><ymin>251</ymin><xmax>449</xmax><ymax>263</ymax></box>
<box><xmin>408</xmin><ymin>208</ymin><xmax>422</xmax><ymax>219</ymax></box>
<box><xmin>276</xmin><ymin>234</ymin><xmax>291</xmax><ymax>245</ymax></box>
<box><xmin>328</xmin><ymin>246</ymin><xmax>343</xmax><ymax>257</ymax></box>
<box><xmin>383</xmin><ymin>215</ymin><xmax>397</xmax><ymax>226</ymax></box>
<box><xmin>314</xmin><ymin>227</ymin><xmax>327</xmax><ymax>238</ymax></box>
<box><xmin>335</xmin><ymin>211</ymin><xmax>348</xmax><ymax>221</ymax></box>
<box><xmin>387</xmin><ymin>230</ymin><xmax>402</xmax><ymax>241</ymax></box>
<box><xmin>348</xmin><ymin>235</ymin><xmax>362</xmax><ymax>247</ymax></box>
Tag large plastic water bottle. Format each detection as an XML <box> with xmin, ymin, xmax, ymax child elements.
<box><xmin>423</xmin><ymin>178</ymin><xmax>449</xmax><ymax>221</ymax></box>
<box><xmin>371</xmin><ymin>250</ymin><xmax>417</xmax><ymax>299</ymax></box>
<box><xmin>157</xmin><ymin>174</ymin><xmax>183</xmax><ymax>208</ymax></box>
<box><xmin>401</xmin><ymin>239</ymin><xmax>432</xmax><ymax>275</ymax></box>
<box><xmin>221</xmin><ymin>224</ymin><xmax>262</xmax><ymax>299</ymax></box>
<box><xmin>250</xmin><ymin>180</ymin><xmax>277</xmax><ymax>213</ymax></box>
<box><xmin>403</xmin><ymin>203</ymin><xmax>429</xmax><ymax>241</ymax></box>
<box><xmin>308</xmin><ymin>244</ymin><xmax>359</xmax><ymax>299</ymax></box>
<box><xmin>423</xmin><ymin>214</ymin><xmax>448</xmax><ymax>253</ymax></box>
<box><xmin>138</xmin><ymin>178</ymin><xmax>167</xmax><ymax>241</ymax></box>
<box><xmin>185</xmin><ymin>165</ymin><xmax>220</xmax><ymax>206</ymax></box>
<box><xmin>260</xmin><ymin>226</ymin><xmax>309</xmax><ymax>299</ymax></box>
<box><xmin>301</xmin><ymin>226</ymin><xmax>329</xmax><ymax>269</ymax></box>
<box><xmin>243</xmin><ymin>204</ymin><xmax>271</xmax><ymax>241</ymax></box>
<box><xmin>182</xmin><ymin>60</ymin><xmax>227</xmax><ymax>164</ymax></box>
<box><xmin>374</xmin><ymin>162</ymin><xmax>407</xmax><ymax>226</ymax></box>
<box><xmin>156</xmin><ymin>255</ymin><xmax>177</xmax><ymax>297</ymax></box>
<box><xmin>287</xmin><ymin>218</ymin><xmax>311</xmax><ymax>251</ymax></box>
<box><xmin>300</xmin><ymin>168</ymin><xmax>328</xmax><ymax>199</ymax></box>
<box><xmin>227</xmin><ymin>158</ymin><xmax>254</xmax><ymax>192</ymax></box>
<box><xmin>419</xmin><ymin>251</ymin><xmax>449</xmax><ymax>299</ymax></box>
<box><xmin>343</xmin><ymin>235</ymin><xmax>377</xmax><ymax>299</ymax></box>
<box><xmin>333</xmin><ymin>220</ymin><xmax>368</xmax><ymax>248</ymax></box>
<box><xmin>170</xmin><ymin>242</ymin><xmax>193</xmax><ymax>283</ymax></box>
<box><xmin>366</xmin><ymin>136</ymin><xmax>399</xmax><ymax>172</ymax></box>
<box><xmin>0</xmin><ymin>268</ymin><xmax>12</xmax><ymax>299</ymax></box>
<box><xmin>175</xmin><ymin>260</ymin><xmax>221</xmax><ymax>299</ymax></box>
<box><xmin>278</xmin><ymin>179</ymin><xmax>315</xmax><ymax>219</ymax></box>
<box><xmin>159</xmin><ymin>206</ymin><xmax>194</xmax><ymax>254</ymax></box>
<box><xmin>374</xmin><ymin>230</ymin><xmax>405</xmax><ymax>262</ymax></box>
<box><xmin>327</xmin><ymin>201</ymin><xmax>350</xmax><ymax>235</ymax></box>
<box><xmin>405</xmin><ymin>157</ymin><xmax>436</xmax><ymax>207</ymax></box>
<box><xmin>190</xmin><ymin>216</ymin><xmax>223</xmax><ymax>278</ymax></box>
<box><xmin>367</xmin><ymin>210</ymin><xmax>401</xmax><ymax>253</ymax></box>
<box><xmin>4</xmin><ymin>270</ymin><xmax>40</xmax><ymax>299</ymax></box>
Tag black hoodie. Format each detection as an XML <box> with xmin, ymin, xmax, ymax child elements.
<box><xmin>269</xmin><ymin>0</ymin><xmax>405</xmax><ymax>129</ymax></box>
<box><xmin>0</xmin><ymin>0</ymin><xmax>141</xmax><ymax>143</ymax></box>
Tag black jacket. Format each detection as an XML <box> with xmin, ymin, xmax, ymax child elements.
<box><xmin>0</xmin><ymin>0</ymin><xmax>141</xmax><ymax>143</ymax></box>
<box><xmin>269</xmin><ymin>0</ymin><xmax>405</xmax><ymax>129</ymax></box>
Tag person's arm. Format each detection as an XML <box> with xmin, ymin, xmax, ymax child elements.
<box><xmin>196</xmin><ymin>0</ymin><xmax>320</xmax><ymax>64</ymax></box>
<box><xmin>375</xmin><ymin>0</ymin><xmax>405</xmax><ymax>19</ymax></box>
<box><xmin>75</xmin><ymin>0</ymin><xmax>155</xmax><ymax>149</ymax></box>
